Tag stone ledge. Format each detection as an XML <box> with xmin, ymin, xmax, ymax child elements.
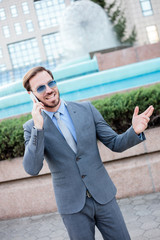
<box><xmin>0</xmin><ymin>157</ymin><xmax>50</xmax><ymax>183</ymax></box>
<box><xmin>0</xmin><ymin>127</ymin><xmax>159</xmax><ymax>183</ymax></box>
<box><xmin>99</xmin><ymin>127</ymin><xmax>160</xmax><ymax>162</ymax></box>
<box><xmin>96</xmin><ymin>42</ymin><xmax>160</xmax><ymax>71</ymax></box>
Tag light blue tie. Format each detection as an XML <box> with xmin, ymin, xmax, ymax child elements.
<box><xmin>54</xmin><ymin>112</ymin><xmax>77</xmax><ymax>153</ymax></box>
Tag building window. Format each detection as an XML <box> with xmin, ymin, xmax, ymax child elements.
<box><xmin>26</xmin><ymin>20</ymin><xmax>34</xmax><ymax>32</ymax></box>
<box><xmin>43</xmin><ymin>33</ymin><xmax>63</xmax><ymax>66</ymax></box>
<box><xmin>34</xmin><ymin>0</ymin><xmax>66</xmax><ymax>30</ymax></box>
<box><xmin>146</xmin><ymin>25</ymin><xmax>159</xmax><ymax>44</ymax></box>
<box><xmin>139</xmin><ymin>0</ymin><xmax>153</xmax><ymax>16</ymax></box>
<box><xmin>0</xmin><ymin>8</ymin><xmax>6</xmax><ymax>20</ymax></box>
<box><xmin>10</xmin><ymin>5</ymin><xmax>18</xmax><ymax>17</ymax></box>
<box><xmin>8</xmin><ymin>39</ymin><xmax>41</xmax><ymax>68</ymax></box>
<box><xmin>0</xmin><ymin>64</ymin><xmax>6</xmax><ymax>72</ymax></box>
<box><xmin>22</xmin><ymin>2</ymin><xmax>30</xmax><ymax>14</ymax></box>
<box><xmin>2</xmin><ymin>26</ymin><xmax>10</xmax><ymax>38</ymax></box>
<box><xmin>14</xmin><ymin>23</ymin><xmax>22</xmax><ymax>35</ymax></box>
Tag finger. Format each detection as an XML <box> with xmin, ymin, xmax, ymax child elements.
<box><xmin>33</xmin><ymin>103</ymin><xmax>44</xmax><ymax>113</ymax></box>
<box><xmin>133</xmin><ymin>106</ymin><xmax>139</xmax><ymax>116</ymax></box>
<box><xmin>38</xmin><ymin>102</ymin><xmax>44</xmax><ymax>107</ymax></box>
<box><xmin>33</xmin><ymin>102</ymin><xmax>44</xmax><ymax>108</ymax></box>
<box><xmin>141</xmin><ymin>115</ymin><xmax>150</xmax><ymax>122</ymax></box>
<box><xmin>146</xmin><ymin>106</ymin><xmax>154</xmax><ymax>118</ymax></box>
<box><xmin>141</xmin><ymin>121</ymin><xmax>148</xmax><ymax>129</ymax></box>
<box><xmin>143</xmin><ymin>105</ymin><xmax>154</xmax><ymax>116</ymax></box>
<box><xmin>36</xmin><ymin>105</ymin><xmax>44</xmax><ymax>112</ymax></box>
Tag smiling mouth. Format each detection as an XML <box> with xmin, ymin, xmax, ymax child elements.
<box><xmin>43</xmin><ymin>90</ymin><xmax>60</xmax><ymax>109</ymax></box>
<box><xmin>46</xmin><ymin>93</ymin><xmax>56</xmax><ymax>100</ymax></box>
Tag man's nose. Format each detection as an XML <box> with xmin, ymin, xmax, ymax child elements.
<box><xmin>45</xmin><ymin>85</ymin><xmax>53</xmax><ymax>93</ymax></box>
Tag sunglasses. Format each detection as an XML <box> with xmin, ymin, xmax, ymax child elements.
<box><xmin>33</xmin><ymin>80</ymin><xmax>57</xmax><ymax>94</ymax></box>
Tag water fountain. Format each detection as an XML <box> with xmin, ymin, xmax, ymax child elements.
<box><xmin>60</xmin><ymin>0</ymin><xmax>119</xmax><ymax>59</ymax></box>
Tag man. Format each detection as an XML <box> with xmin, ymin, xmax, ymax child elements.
<box><xmin>22</xmin><ymin>66</ymin><xmax>154</xmax><ymax>240</ymax></box>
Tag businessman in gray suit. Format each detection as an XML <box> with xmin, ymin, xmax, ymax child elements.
<box><xmin>23</xmin><ymin>66</ymin><xmax>154</xmax><ymax>240</ymax></box>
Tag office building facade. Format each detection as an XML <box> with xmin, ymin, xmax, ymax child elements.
<box><xmin>0</xmin><ymin>0</ymin><xmax>159</xmax><ymax>85</ymax></box>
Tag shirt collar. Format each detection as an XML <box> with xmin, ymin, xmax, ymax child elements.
<box><xmin>43</xmin><ymin>99</ymin><xmax>66</xmax><ymax>119</ymax></box>
<box><xmin>57</xmin><ymin>99</ymin><xmax>65</xmax><ymax>115</ymax></box>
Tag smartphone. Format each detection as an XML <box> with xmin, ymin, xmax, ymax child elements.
<box><xmin>30</xmin><ymin>92</ymin><xmax>39</xmax><ymax>103</ymax></box>
<box><xmin>30</xmin><ymin>92</ymin><xmax>44</xmax><ymax>112</ymax></box>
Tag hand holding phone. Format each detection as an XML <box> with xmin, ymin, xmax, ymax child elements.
<box><xmin>30</xmin><ymin>92</ymin><xmax>44</xmax><ymax>129</ymax></box>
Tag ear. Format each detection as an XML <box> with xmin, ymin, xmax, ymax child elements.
<box><xmin>28</xmin><ymin>91</ymin><xmax>31</xmax><ymax>95</ymax></box>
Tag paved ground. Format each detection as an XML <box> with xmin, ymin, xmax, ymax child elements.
<box><xmin>0</xmin><ymin>192</ymin><xmax>160</xmax><ymax>240</ymax></box>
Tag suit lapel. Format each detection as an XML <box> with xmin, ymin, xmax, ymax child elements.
<box><xmin>42</xmin><ymin>110</ymin><xmax>77</xmax><ymax>153</ymax></box>
<box><xmin>42</xmin><ymin>111</ymin><xmax>66</xmax><ymax>143</ymax></box>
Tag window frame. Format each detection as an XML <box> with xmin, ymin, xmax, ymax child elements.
<box><xmin>146</xmin><ymin>25</ymin><xmax>160</xmax><ymax>44</ymax></box>
<box><xmin>139</xmin><ymin>0</ymin><xmax>153</xmax><ymax>16</ymax></box>
<box><xmin>10</xmin><ymin>5</ymin><xmax>18</xmax><ymax>17</ymax></box>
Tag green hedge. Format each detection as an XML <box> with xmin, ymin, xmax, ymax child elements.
<box><xmin>0</xmin><ymin>83</ymin><xmax>160</xmax><ymax>161</ymax></box>
<box><xmin>0</xmin><ymin>114</ymin><xmax>31</xmax><ymax>161</ymax></box>
<box><xmin>92</xmin><ymin>84</ymin><xmax>160</xmax><ymax>133</ymax></box>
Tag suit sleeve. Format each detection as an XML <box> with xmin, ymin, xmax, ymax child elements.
<box><xmin>23</xmin><ymin>121</ymin><xmax>44</xmax><ymax>176</ymax></box>
<box><xmin>89</xmin><ymin>102</ymin><xmax>146</xmax><ymax>152</ymax></box>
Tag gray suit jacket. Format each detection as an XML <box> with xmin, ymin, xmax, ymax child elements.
<box><xmin>23</xmin><ymin>101</ymin><xmax>145</xmax><ymax>214</ymax></box>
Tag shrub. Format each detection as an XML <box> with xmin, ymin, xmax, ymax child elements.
<box><xmin>0</xmin><ymin>114</ymin><xmax>31</xmax><ymax>161</ymax></box>
<box><xmin>92</xmin><ymin>84</ymin><xmax>160</xmax><ymax>133</ymax></box>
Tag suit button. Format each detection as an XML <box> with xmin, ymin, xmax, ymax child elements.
<box><xmin>81</xmin><ymin>175</ymin><xmax>86</xmax><ymax>179</ymax></box>
<box><xmin>76</xmin><ymin>157</ymin><xmax>80</xmax><ymax>161</ymax></box>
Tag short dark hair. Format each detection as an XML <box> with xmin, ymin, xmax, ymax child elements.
<box><xmin>23</xmin><ymin>66</ymin><xmax>54</xmax><ymax>91</ymax></box>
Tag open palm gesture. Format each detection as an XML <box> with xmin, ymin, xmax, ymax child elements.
<box><xmin>132</xmin><ymin>105</ymin><xmax>154</xmax><ymax>134</ymax></box>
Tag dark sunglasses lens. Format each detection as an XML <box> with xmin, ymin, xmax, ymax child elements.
<box><xmin>37</xmin><ymin>85</ymin><xmax>46</xmax><ymax>93</ymax></box>
<box><xmin>48</xmin><ymin>80</ymin><xmax>56</xmax><ymax>88</ymax></box>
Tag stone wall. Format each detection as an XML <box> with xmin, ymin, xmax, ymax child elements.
<box><xmin>95</xmin><ymin>42</ymin><xmax>160</xmax><ymax>71</ymax></box>
<box><xmin>0</xmin><ymin>127</ymin><xmax>159</xmax><ymax>220</ymax></box>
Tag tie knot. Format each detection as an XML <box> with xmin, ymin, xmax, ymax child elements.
<box><xmin>54</xmin><ymin>112</ymin><xmax>60</xmax><ymax>120</ymax></box>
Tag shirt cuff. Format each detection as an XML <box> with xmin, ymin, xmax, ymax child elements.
<box><xmin>138</xmin><ymin>132</ymin><xmax>144</xmax><ymax>140</ymax></box>
<box><xmin>33</xmin><ymin>126</ymin><xmax>43</xmax><ymax>131</ymax></box>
